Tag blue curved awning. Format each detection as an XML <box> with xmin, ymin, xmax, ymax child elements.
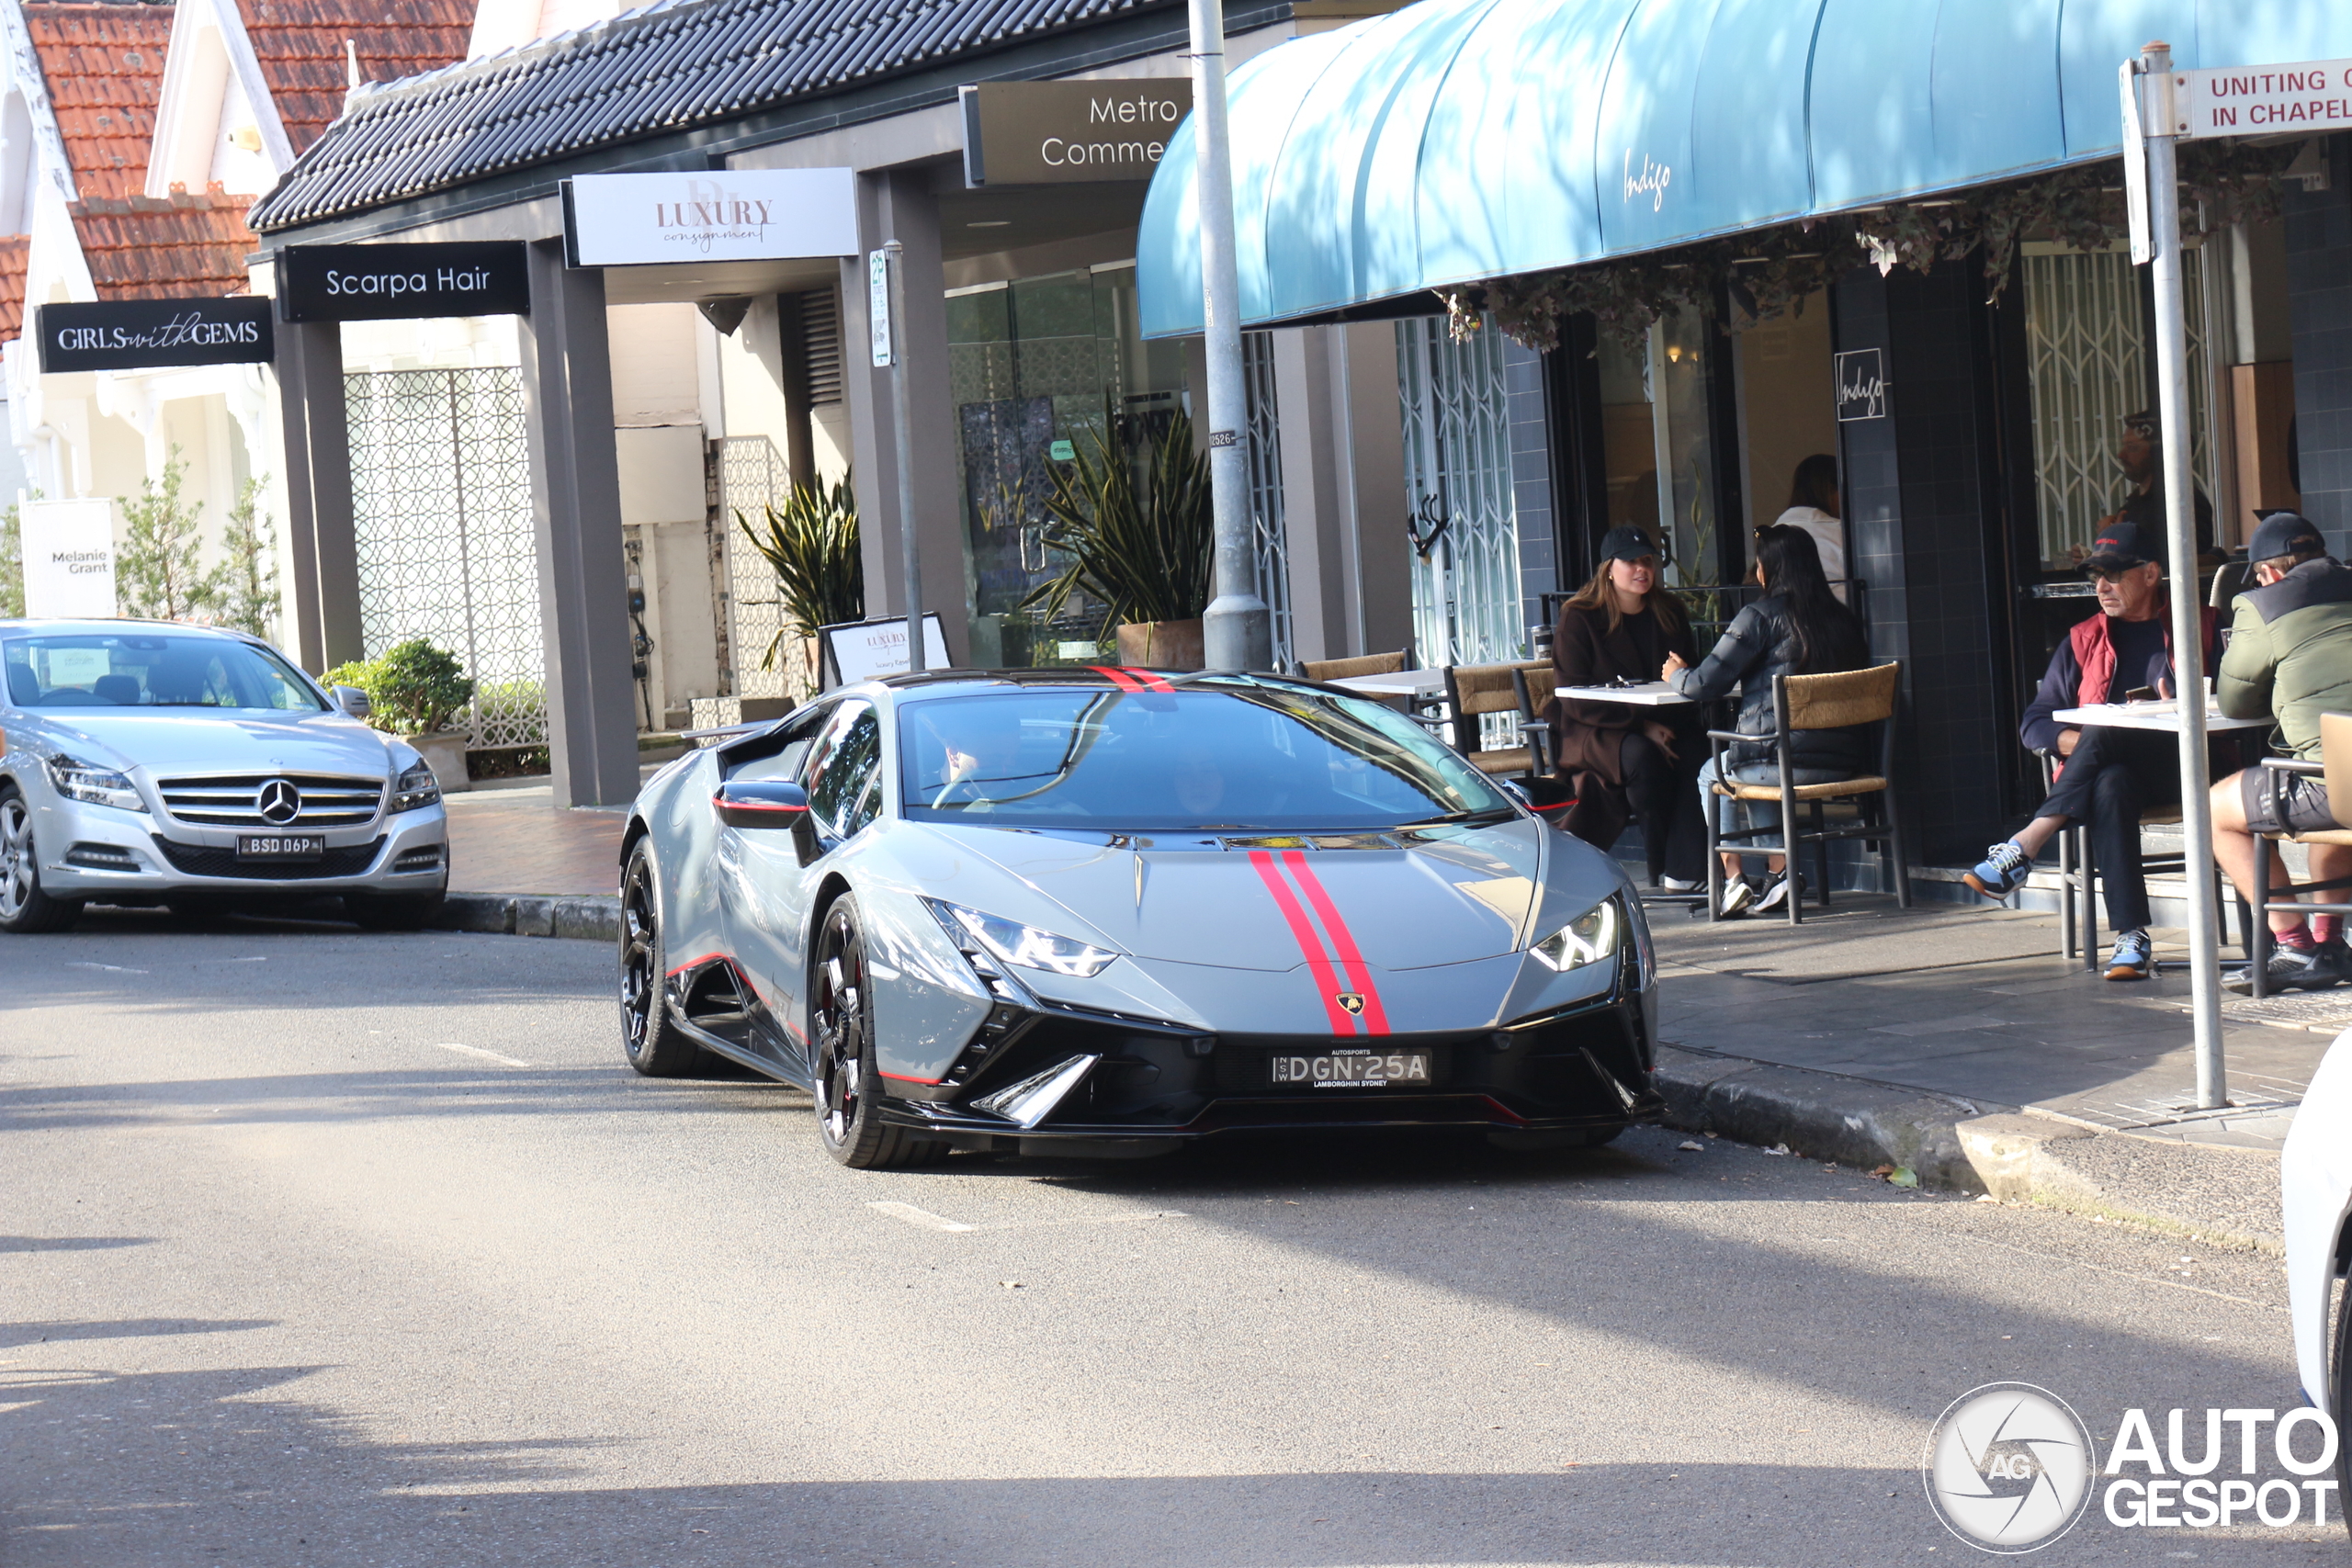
<box><xmin>1138</xmin><ymin>0</ymin><xmax>2348</xmax><ymax>337</ymax></box>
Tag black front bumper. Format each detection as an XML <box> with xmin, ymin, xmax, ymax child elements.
<box><xmin>876</xmin><ymin>988</ymin><xmax>1662</xmax><ymax>1144</ymax></box>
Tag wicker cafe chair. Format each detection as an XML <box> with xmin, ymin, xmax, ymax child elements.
<box><xmin>1703</xmin><ymin>661</ymin><xmax>1911</xmax><ymax>926</ymax></box>
<box><xmin>1441</xmin><ymin>660</ymin><xmax>1552</xmax><ymax>786</ymax></box>
<box><xmin>2034</xmin><ymin>751</ymin><xmax>2240</xmax><ymax>973</ymax></box>
<box><xmin>1300</xmin><ymin>649</ymin><xmax>1408</xmax><ymax>682</ymax></box>
<box><xmin>2241</xmin><ymin>710</ymin><xmax>2352</xmax><ymax>998</ymax></box>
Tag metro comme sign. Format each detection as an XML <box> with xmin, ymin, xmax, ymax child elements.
<box><xmin>36</xmin><ymin>297</ymin><xmax>274</xmax><ymax>373</ymax></box>
<box><xmin>563</xmin><ymin>170</ymin><xmax>857</xmax><ymax>268</ymax></box>
<box><xmin>960</xmin><ymin>80</ymin><xmax>1193</xmax><ymax>186</ymax></box>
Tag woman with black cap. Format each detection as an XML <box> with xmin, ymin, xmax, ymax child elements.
<box><xmin>1541</xmin><ymin>525</ymin><xmax>1707</xmax><ymax>890</ymax></box>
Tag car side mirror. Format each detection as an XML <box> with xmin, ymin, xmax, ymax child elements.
<box><xmin>333</xmin><ymin>684</ymin><xmax>372</xmax><ymax>719</ymax></box>
<box><xmin>714</xmin><ymin>779</ymin><xmax>820</xmax><ymax>864</ymax></box>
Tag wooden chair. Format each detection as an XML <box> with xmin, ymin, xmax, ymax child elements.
<box><xmin>2242</xmin><ymin>710</ymin><xmax>2352</xmax><ymax>998</ymax></box>
<box><xmin>1703</xmin><ymin>661</ymin><xmax>1910</xmax><ymax>925</ymax></box>
<box><xmin>1441</xmin><ymin>660</ymin><xmax>1552</xmax><ymax>785</ymax></box>
<box><xmin>1300</xmin><ymin>649</ymin><xmax>1408</xmax><ymax>682</ymax></box>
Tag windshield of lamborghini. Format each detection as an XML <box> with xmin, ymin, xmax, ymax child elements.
<box><xmin>898</xmin><ymin>686</ymin><xmax>1512</xmax><ymax>831</ymax></box>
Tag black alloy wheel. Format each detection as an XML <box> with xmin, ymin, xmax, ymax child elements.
<box><xmin>0</xmin><ymin>785</ymin><xmax>82</xmax><ymax>935</ymax></box>
<box><xmin>617</xmin><ymin>840</ymin><xmax>709</xmax><ymax>1077</ymax></box>
<box><xmin>809</xmin><ymin>896</ymin><xmax>934</xmax><ymax>1169</ymax></box>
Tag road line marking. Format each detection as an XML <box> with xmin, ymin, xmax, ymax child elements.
<box><xmin>429</xmin><ymin>1042</ymin><xmax>533</xmax><ymax>1068</ymax></box>
<box><xmin>1952</xmin><ymin>1233</ymin><xmax>2285</xmax><ymax>1314</ymax></box>
<box><xmin>868</xmin><ymin>1201</ymin><xmax>977</xmax><ymax>1233</ymax></box>
<box><xmin>65</xmin><ymin>962</ymin><xmax>146</xmax><ymax>974</ymax></box>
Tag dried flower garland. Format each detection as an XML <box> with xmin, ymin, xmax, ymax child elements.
<box><xmin>1442</xmin><ymin>142</ymin><xmax>2300</xmax><ymax>352</ymax></box>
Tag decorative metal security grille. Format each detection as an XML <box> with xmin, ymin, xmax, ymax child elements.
<box><xmin>1240</xmin><ymin>331</ymin><xmax>1293</xmax><ymax>669</ymax></box>
<box><xmin>1397</xmin><ymin>315</ymin><xmax>1521</xmax><ymax>671</ymax></box>
<box><xmin>715</xmin><ymin>435</ymin><xmax>792</xmax><ymax>699</ymax></box>
<box><xmin>2021</xmin><ymin>247</ymin><xmax>2220</xmax><ymax>569</ymax></box>
<box><xmin>345</xmin><ymin>367</ymin><xmax>545</xmax><ymax>750</ymax></box>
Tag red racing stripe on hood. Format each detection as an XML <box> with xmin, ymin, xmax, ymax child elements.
<box><xmin>1279</xmin><ymin>851</ymin><xmax>1392</xmax><ymax>1035</ymax></box>
<box><xmin>1247</xmin><ymin>850</ymin><xmax>1358</xmax><ymax>1034</ymax></box>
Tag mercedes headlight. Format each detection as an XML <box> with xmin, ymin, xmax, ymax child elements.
<box><xmin>388</xmin><ymin>760</ymin><xmax>441</xmax><ymax>814</ymax></box>
<box><xmin>926</xmin><ymin>899</ymin><xmax>1119</xmax><ymax>979</ymax></box>
<box><xmin>45</xmin><ymin>754</ymin><xmax>147</xmax><ymax>813</ymax></box>
<box><xmin>1530</xmin><ymin>896</ymin><xmax>1623</xmax><ymax>973</ymax></box>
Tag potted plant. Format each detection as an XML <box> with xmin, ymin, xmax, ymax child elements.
<box><xmin>322</xmin><ymin>639</ymin><xmax>477</xmax><ymax>793</ymax></box>
<box><xmin>738</xmin><ymin>475</ymin><xmax>863</xmax><ymax>699</ymax></box>
<box><xmin>1020</xmin><ymin>412</ymin><xmax>1213</xmax><ymax>670</ymax></box>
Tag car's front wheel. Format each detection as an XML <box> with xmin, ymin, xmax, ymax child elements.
<box><xmin>810</xmin><ymin>896</ymin><xmax>935</xmax><ymax>1169</ymax></box>
<box><xmin>617</xmin><ymin>840</ymin><xmax>710</xmax><ymax>1077</ymax></box>
<box><xmin>0</xmin><ymin>786</ymin><xmax>81</xmax><ymax>935</ymax></box>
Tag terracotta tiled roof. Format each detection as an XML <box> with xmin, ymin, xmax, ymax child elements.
<box><xmin>70</xmin><ymin>191</ymin><xmax>260</xmax><ymax>299</ymax></box>
<box><xmin>22</xmin><ymin>2</ymin><xmax>175</xmax><ymax>201</ymax></box>
<box><xmin>0</xmin><ymin>236</ymin><xmax>28</xmax><ymax>340</ymax></box>
<box><xmin>237</xmin><ymin>0</ymin><xmax>474</xmax><ymax>155</ymax></box>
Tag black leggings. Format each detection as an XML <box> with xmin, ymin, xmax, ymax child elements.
<box><xmin>1621</xmin><ymin>730</ymin><xmax>1707</xmax><ymax>885</ymax></box>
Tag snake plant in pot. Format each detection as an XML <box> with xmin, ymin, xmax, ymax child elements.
<box><xmin>1019</xmin><ymin>412</ymin><xmax>1213</xmax><ymax>670</ymax></box>
<box><xmin>738</xmin><ymin>476</ymin><xmax>864</xmax><ymax>699</ymax></box>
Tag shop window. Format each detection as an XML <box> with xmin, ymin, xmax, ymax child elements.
<box><xmin>1592</xmin><ymin>303</ymin><xmax>1735</xmax><ymax>625</ymax></box>
<box><xmin>945</xmin><ymin>265</ymin><xmax>1190</xmax><ymax>668</ymax></box>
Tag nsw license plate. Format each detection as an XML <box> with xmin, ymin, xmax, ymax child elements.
<box><xmin>1269</xmin><ymin>1049</ymin><xmax>1430</xmax><ymax>1089</ymax></box>
<box><xmin>236</xmin><ymin>833</ymin><xmax>324</xmax><ymax>862</ymax></box>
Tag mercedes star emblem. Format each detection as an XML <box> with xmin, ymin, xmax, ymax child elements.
<box><xmin>257</xmin><ymin>779</ymin><xmax>302</xmax><ymax>825</ymax></box>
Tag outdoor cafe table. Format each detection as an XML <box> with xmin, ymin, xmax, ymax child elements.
<box><xmin>2050</xmin><ymin>698</ymin><xmax>2268</xmax><ymax>735</ymax></box>
<box><xmin>1555</xmin><ymin>681</ymin><xmax>1693</xmax><ymax>705</ymax></box>
<box><xmin>1326</xmin><ymin>667</ymin><xmax>1445</xmax><ymax>698</ymax></box>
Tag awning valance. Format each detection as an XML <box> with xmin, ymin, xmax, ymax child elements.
<box><xmin>1138</xmin><ymin>0</ymin><xmax>2348</xmax><ymax>337</ymax></box>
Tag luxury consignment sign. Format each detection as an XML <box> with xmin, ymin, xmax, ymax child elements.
<box><xmin>277</xmin><ymin>242</ymin><xmax>531</xmax><ymax>321</ymax></box>
<box><xmin>961</xmin><ymin>80</ymin><xmax>1192</xmax><ymax>186</ymax></box>
<box><xmin>563</xmin><ymin>169</ymin><xmax>858</xmax><ymax>267</ymax></box>
<box><xmin>36</xmin><ymin>297</ymin><xmax>274</xmax><ymax>373</ymax></box>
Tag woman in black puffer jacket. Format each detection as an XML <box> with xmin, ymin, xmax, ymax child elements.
<box><xmin>1663</xmin><ymin>524</ymin><xmax>1871</xmax><ymax>916</ymax></box>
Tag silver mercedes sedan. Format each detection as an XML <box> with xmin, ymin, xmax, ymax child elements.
<box><xmin>0</xmin><ymin>619</ymin><xmax>449</xmax><ymax>933</ymax></box>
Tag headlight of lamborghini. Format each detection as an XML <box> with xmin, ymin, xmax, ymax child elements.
<box><xmin>925</xmin><ymin>899</ymin><xmax>1119</xmax><ymax>979</ymax></box>
<box><xmin>1529</xmin><ymin>896</ymin><xmax>1623</xmax><ymax>973</ymax></box>
<box><xmin>388</xmin><ymin>759</ymin><xmax>441</xmax><ymax>814</ymax></box>
<box><xmin>45</xmin><ymin>754</ymin><xmax>147</xmax><ymax>813</ymax></box>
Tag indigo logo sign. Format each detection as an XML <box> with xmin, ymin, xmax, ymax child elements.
<box><xmin>1836</xmin><ymin>348</ymin><xmax>1887</xmax><ymax>422</ymax></box>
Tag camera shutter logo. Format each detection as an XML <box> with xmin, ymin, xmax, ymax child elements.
<box><xmin>257</xmin><ymin>779</ymin><xmax>302</xmax><ymax>826</ymax></box>
<box><xmin>1922</xmin><ymin>1382</ymin><xmax>2096</xmax><ymax>1552</ymax></box>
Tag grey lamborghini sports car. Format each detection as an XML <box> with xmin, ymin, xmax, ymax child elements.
<box><xmin>617</xmin><ymin>667</ymin><xmax>1663</xmax><ymax>1168</ymax></box>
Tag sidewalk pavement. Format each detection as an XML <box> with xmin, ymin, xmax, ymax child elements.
<box><xmin>426</xmin><ymin>783</ymin><xmax>2332</xmax><ymax>1248</ymax></box>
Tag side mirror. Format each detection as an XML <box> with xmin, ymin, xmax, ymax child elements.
<box><xmin>333</xmin><ymin>684</ymin><xmax>372</xmax><ymax>719</ymax></box>
<box><xmin>714</xmin><ymin>778</ymin><xmax>820</xmax><ymax>863</ymax></box>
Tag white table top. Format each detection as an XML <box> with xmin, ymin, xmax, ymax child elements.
<box><xmin>2052</xmin><ymin>700</ymin><xmax>2269</xmax><ymax>733</ymax></box>
<box><xmin>1555</xmin><ymin>682</ymin><xmax>1693</xmax><ymax>706</ymax></box>
<box><xmin>1326</xmin><ymin>667</ymin><xmax>1446</xmax><ymax>696</ymax></box>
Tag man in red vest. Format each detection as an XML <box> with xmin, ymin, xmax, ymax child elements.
<box><xmin>1962</xmin><ymin>518</ymin><xmax>2220</xmax><ymax>980</ymax></box>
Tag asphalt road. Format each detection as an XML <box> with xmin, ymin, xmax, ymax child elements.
<box><xmin>3</xmin><ymin>908</ymin><xmax>2346</xmax><ymax>1567</ymax></box>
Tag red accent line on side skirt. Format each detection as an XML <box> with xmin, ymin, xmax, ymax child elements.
<box><xmin>1088</xmin><ymin>665</ymin><xmax>1146</xmax><ymax>692</ymax></box>
<box><xmin>1248</xmin><ymin>851</ymin><xmax>1357</xmax><ymax>1034</ymax></box>
<box><xmin>1279</xmin><ymin>851</ymin><xmax>1391</xmax><ymax>1036</ymax></box>
<box><xmin>665</xmin><ymin>952</ymin><xmax>729</xmax><ymax>977</ymax></box>
<box><xmin>878</xmin><ymin>1070</ymin><xmax>944</xmax><ymax>1085</ymax></box>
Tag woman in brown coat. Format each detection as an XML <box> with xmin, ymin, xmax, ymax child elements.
<box><xmin>1544</xmin><ymin>525</ymin><xmax>1706</xmax><ymax>887</ymax></box>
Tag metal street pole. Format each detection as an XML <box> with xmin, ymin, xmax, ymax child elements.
<box><xmin>882</xmin><ymin>240</ymin><xmax>924</xmax><ymax>675</ymax></box>
<box><xmin>1187</xmin><ymin>0</ymin><xmax>1272</xmax><ymax>673</ymax></box>
<box><xmin>2133</xmin><ymin>40</ymin><xmax>2225</xmax><ymax>1109</ymax></box>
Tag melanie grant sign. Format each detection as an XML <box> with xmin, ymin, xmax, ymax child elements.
<box><xmin>36</xmin><ymin>298</ymin><xmax>273</xmax><ymax>373</ymax></box>
<box><xmin>564</xmin><ymin>170</ymin><xmax>857</xmax><ymax>267</ymax></box>
<box><xmin>277</xmin><ymin>242</ymin><xmax>530</xmax><ymax>321</ymax></box>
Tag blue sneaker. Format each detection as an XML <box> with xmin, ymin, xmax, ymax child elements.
<box><xmin>2104</xmin><ymin>928</ymin><xmax>2154</xmax><ymax>982</ymax></box>
<box><xmin>1962</xmin><ymin>840</ymin><xmax>2031</xmax><ymax>900</ymax></box>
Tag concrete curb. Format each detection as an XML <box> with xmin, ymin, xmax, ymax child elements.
<box><xmin>1653</xmin><ymin>1043</ymin><xmax>2285</xmax><ymax>1252</ymax></box>
<box><xmin>434</xmin><ymin>892</ymin><xmax>619</xmax><ymax>942</ymax></box>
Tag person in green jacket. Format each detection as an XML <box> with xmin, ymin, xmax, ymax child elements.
<box><xmin>2211</xmin><ymin>512</ymin><xmax>2352</xmax><ymax>992</ymax></box>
